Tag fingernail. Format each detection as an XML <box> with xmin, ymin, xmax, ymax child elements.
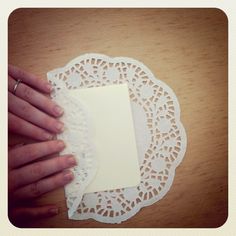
<box><xmin>67</xmin><ymin>156</ymin><xmax>77</xmax><ymax>166</ymax></box>
<box><xmin>46</xmin><ymin>83</ymin><xmax>53</xmax><ymax>92</ymax></box>
<box><xmin>56</xmin><ymin>122</ymin><xmax>64</xmax><ymax>132</ymax></box>
<box><xmin>43</xmin><ymin>132</ymin><xmax>53</xmax><ymax>140</ymax></box>
<box><xmin>48</xmin><ymin>207</ymin><xmax>59</xmax><ymax>215</ymax></box>
<box><xmin>63</xmin><ymin>170</ymin><xmax>74</xmax><ymax>182</ymax></box>
<box><xmin>54</xmin><ymin>105</ymin><xmax>64</xmax><ymax>116</ymax></box>
<box><xmin>57</xmin><ymin>140</ymin><xmax>65</xmax><ymax>149</ymax></box>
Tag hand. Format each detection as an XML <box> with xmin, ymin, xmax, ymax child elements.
<box><xmin>8</xmin><ymin>64</ymin><xmax>64</xmax><ymax>141</ymax></box>
<box><xmin>8</xmin><ymin>65</ymin><xmax>75</xmax><ymax>226</ymax></box>
<box><xmin>8</xmin><ymin>140</ymin><xmax>76</xmax><ymax>226</ymax></box>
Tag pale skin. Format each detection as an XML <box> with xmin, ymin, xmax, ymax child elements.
<box><xmin>8</xmin><ymin>65</ymin><xmax>76</xmax><ymax>225</ymax></box>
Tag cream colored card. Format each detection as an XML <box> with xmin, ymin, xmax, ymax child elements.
<box><xmin>68</xmin><ymin>84</ymin><xmax>140</xmax><ymax>193</ymax></box>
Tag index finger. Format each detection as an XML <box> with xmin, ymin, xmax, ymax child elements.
<box><xmin>8</xmin><ymin>140</ymin><xmax>65</xmax><ymax>169</ymax></box>
<box><xmin>8</xmin><ymin>64</ymin><xmax>52</xmax><ymax>94</ymax></box>
<box><xmin>8</xmin><ymin>76</ymin><xmax>64</xmax><ymax>117</ymax></box>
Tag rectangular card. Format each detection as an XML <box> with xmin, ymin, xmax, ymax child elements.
<box><xmin>69</xmin><ymin>84</ymin><xmax>140</xmax><ymax>193</ymax></box>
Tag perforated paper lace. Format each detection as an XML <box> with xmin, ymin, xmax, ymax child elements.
<box><xmin>47</xmin><ymin>53</ymin><xmax>187</xmax><ymax>223</ymax></box>
<box><xmin>51</xmin><ymin>90</ymin><xmax>97</xmax><ymax>218</ymax></box>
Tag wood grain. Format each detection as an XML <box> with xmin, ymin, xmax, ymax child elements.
<box><xmin>8</xmin><ymin>8</ymin><xmax>228</xmax><ymax>228</ymax></box>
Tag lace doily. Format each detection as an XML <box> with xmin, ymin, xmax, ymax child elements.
<box><xmin>47</xmin><ymin>53</ymin><xmax>187</xmax><ymax>223</ymax></box>
<box><xmin>52</xmin><ymin>90</ymin><xmax>97</xmax><ymax>218</ymax></box>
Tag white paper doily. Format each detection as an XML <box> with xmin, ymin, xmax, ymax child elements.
<box><xmin>47</xmin><ymin>53</ymin><xmax>187</xmax><ymax>223</ymax></box>
<box><xmin>53</xmin><ymin>90</ymin><xmax>98</xmax><ymax>218</ymax></box>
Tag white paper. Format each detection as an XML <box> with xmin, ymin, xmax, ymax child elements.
<box><xmin>69</xmin><ymin>84</ymin><xmax>141</xmax><ymax>193</ymax></box>
<box><xmin>47</xmin><ymin>53</ymin><xmax>187</xmax><ymax>223</ymax></box>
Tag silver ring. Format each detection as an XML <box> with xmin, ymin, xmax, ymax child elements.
<box><xmin>13</xmin><ymin>79</ymin><xmax>22</xmax><ymax>95</ymax></box>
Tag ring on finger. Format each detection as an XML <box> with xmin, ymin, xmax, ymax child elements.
<box><xmin>13</xmin><ymin>79</ymin><xmax>22</xmax><ymax>95</ymax></box>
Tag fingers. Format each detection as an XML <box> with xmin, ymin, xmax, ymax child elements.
<box><xmin>12</xmin><ymin>170</ymin><xmax>74</xmax><ymax>200</ymax></box>
<box><xmin>8</xmin><ymin>76</ymin><xmax>64</xmax><ymax>117</ymax></box>
<box><xmin>8</xmin><ymin>132</ymin><xmax>35</xmax><ymax>147</ymax></box>
<box><xmin>8</xmin><ymin>112</ymin><xmax>54</xmax><ymax>141</ymax></box>
<box><xmin>9</xmin><ymin>205</ymin><xmax>59</xmax><ymax>226</ymax></box>
<box><xmin>9</xmin><ymin>140</ymin><xmax>66</xmax><ymax>169</ymax></box>
<box><xmin>8</xmin><ymin>64</ymin><xmax>52</xmax><ymax>94</ymax></box>
<box><xmin>9</xmin><ymin>155</ymin><xmax>76</xmax><ymax>190</ymax></box>
<box><xmin>8</xmin><ymin>92</ymin><xmax>64</xmax><ymax>134</ymax></box>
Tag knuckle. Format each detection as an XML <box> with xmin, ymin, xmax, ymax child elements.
<box><xmin>43</xmin><ymin>140</ymin><xmax>62</xmax><ymax>155</ymax></box>
<box><xmin>43</xmin><ymin>116</ymin><xmax>56</xmax><ymax>130</ymax></box>
<box><xmin>27</xmin><ymin>145</ymin><xmax>39</xmax><ymax>160</ymax></box>
<box><xmin>22</xmin><ymin>85</ymin><xmax>33</xmax><ymax>100</ymax></box>
<box><xmin>17</xmin><ymin>68</ymin><xmax>26</xmax><ymax>78</ymax></box>
<box><xmin>52</xmin><ymin>174</ymin><xmax>63</xmax><ymax>189</ymax></box>
<box><xmin>41</xmin><ymin>114</ymin><xmax>50</xmax><ymax>125</ymax></box>
<box><xmin>30</xmin><ymin>181</ymin><xmax>41</xmax><ymax>197</ymax></box>
<box><xmin>21</xmin><ymin>102</ymin><xmax>32</xmax><ymax>114</ymax></box>
<box><xmin>17</xmin><ymin>120</ymin><xmax>24</xmax><ymax>132</ymax></box>
<box><xmin>45</xmin><ymin>140</ymin><xmax>55</xmax><ymax>151</ymax></box>
<box><xmin>31</xmin><ymin>162</ymin><xmax>44</xmax><ymax>178</ymax></box>
<box><xmin>38</xmin><ymin>130</ymin><xmax>53</xmax><ymax>140</ymax></box>
<box><xmin>55</xmin><ymin>157</ymin><xmax>66</xmax><ymax>170</ymax></box>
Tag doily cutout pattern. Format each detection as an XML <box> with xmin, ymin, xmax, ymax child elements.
<box><xmin>47</xmin><ymin>53</ymin><xmax>187</xmax><ymax>223</ymax></box>
<box><xmin>48</xmin><ymin>90</ymin><xmax>98</xmax><ymax>218</ymax></box>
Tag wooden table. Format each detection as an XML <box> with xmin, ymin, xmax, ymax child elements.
<box><xmin>8</xmin><ymin>8</ymin><xmax>228</xmax><ymax>228</ymax></box>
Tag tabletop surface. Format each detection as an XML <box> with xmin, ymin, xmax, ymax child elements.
<box><xmin>8</xmin><ymin>8</ymin><xmax>228</xmax><ymax>228</ymax></box>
